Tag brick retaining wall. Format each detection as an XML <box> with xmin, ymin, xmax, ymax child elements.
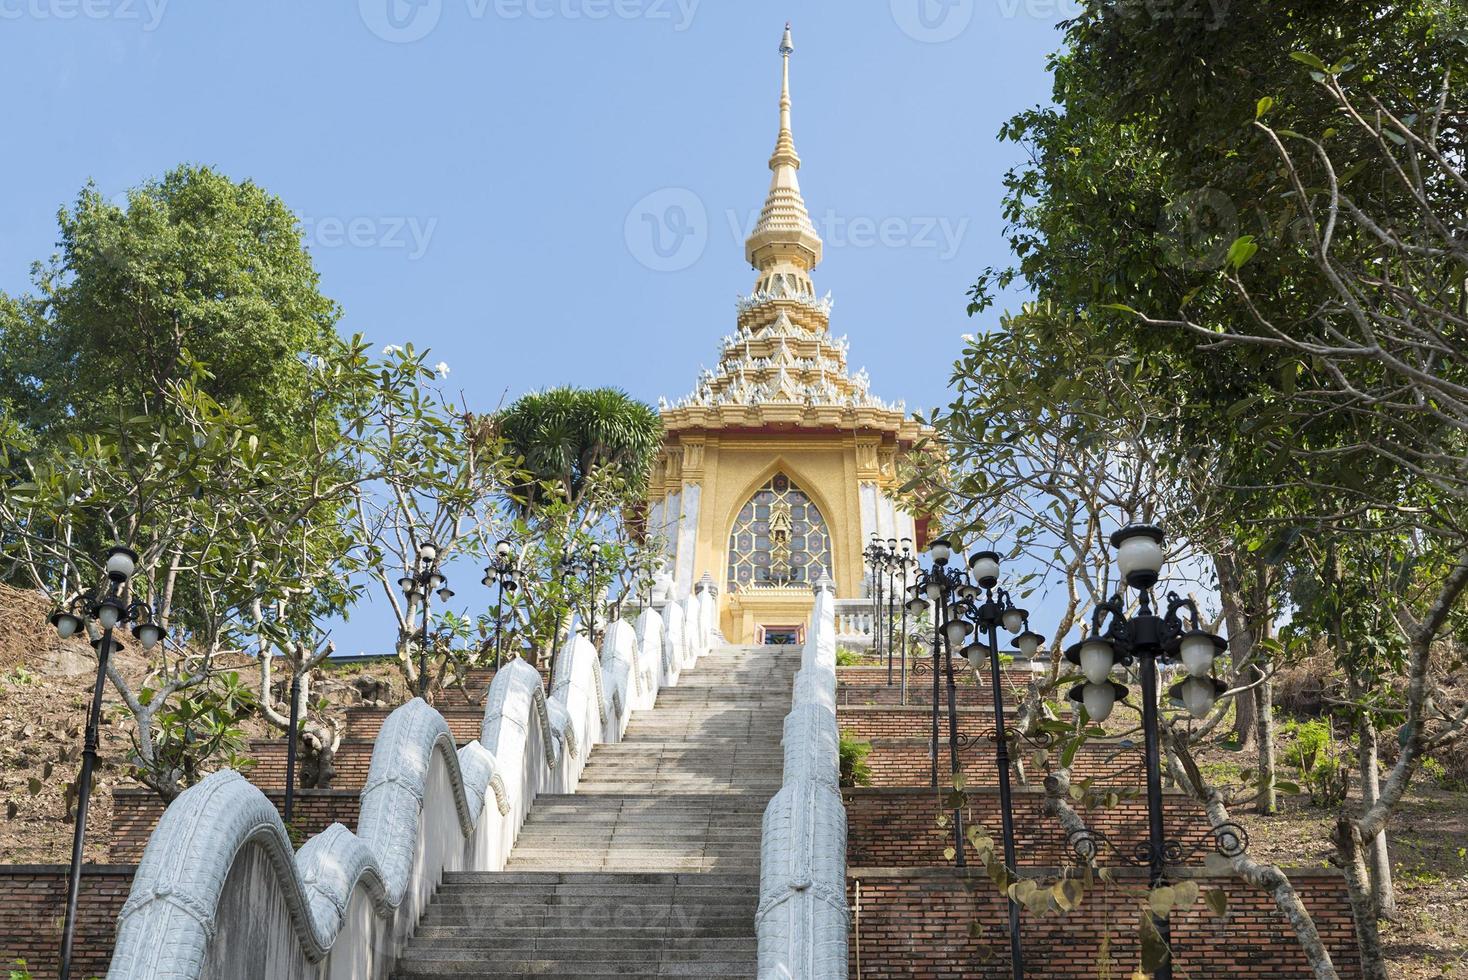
<box><xmin>861</xmin><ymin>737</ymin><xmax>1142</xmax><ymax>787</ymax></box>
<box><xmin>837</xmin><ymin>683</ymin><xmax>994</xmax><ymax>707</ymax></box>
<box><xmin>344</xmin><ymin>705</ymin><xmax>482</xmax><ymax>743</ymax></box>
<box><xmin>0</xmin><ymin>865</ymin><xmax>135</xmax><ymax>980</ymax></box>
<box><xmin>245</xmin><ymin>739</ymin><xmax>377</xmax><ymax>790</ymax></box>
<box><xmin>109</xmin><ymin>789</ymin><xmax>360</xmax><ymax>863</ymax></box>
<box><xmin>844</xmin><ymin>787</ymin><xmax>1206</xmax><ymax>868</ymax></box>
<box><xmin>838</xmin><ymin>665</ymin><xmax>1045</xmax><ymax>692</ymax></box>
<box><xmin>837</xmin><ymin>705</ymin><xmax>1029</xmax><ymax>740</ymax></box>
<box><xmin>847</xmin><ymin>866</ymin><xmax>1360</xmax><ymax>978</ymax></box>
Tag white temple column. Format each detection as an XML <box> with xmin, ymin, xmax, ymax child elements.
<box><xmin>877</xmin><ymin>493</ymin><xmax>897</xmax><ymax>541</ymax></box>
<box><xmin>673</xmin><ymin>483</ymin><xmax>701</xmax><ymax>597</ymax></box>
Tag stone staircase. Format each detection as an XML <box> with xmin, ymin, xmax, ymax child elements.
<box><xmin>392</xmin><ymin>644</ymin><xmax>798</xmax><ymax>978</ymax></box>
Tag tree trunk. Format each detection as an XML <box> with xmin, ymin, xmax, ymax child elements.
<box><xmin>1254</xmin><ymin>660</ymin><xmax>1277</xmax><ymax>814</ymax></box>
<box><xmin>1234</xmin><ymin>684</ymin><xmax>1258</xmax><ymax>751</ymax></box>
<box><xmin>1356</xmin><ymin>714</ymin><xmax>1397</xmax><ymax>919</ymax></box>
<box><xmin>1165</xmin><ymin>740</ymin><xmax>1339</xmax><ymax>979</ymax></box>
<box><xmin>300</xmin><ymin>723</ymin><xmax>338</xmax><ymax>789</ymax></box>
<box><xmin>1332</xmin><ymin>818</ymin><xmax>1389</xmax><ymax>980</ymax></box>
<box><xmin>1215</xmin><ymin>552</ymin><xmax>1257</xmax><ymax>750</ymax></box>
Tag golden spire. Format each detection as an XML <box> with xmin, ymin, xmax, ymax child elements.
<box><xmin>746</xmin><ymin>22</ymin><xmax>823</xmax><ymax>274</ymax></box>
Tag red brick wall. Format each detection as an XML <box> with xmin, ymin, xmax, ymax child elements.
<box><xmin>861</xmin><ymin>738</ymin><xmax>1141</xmax><ymax>788</ymax></box>
<box><xmin>429</xmin><ymin>664</ymin><xmax>549</xmax><ymax>706</ymax></box>
<box><xmin>245</xmin><ymin>739</ymin><xmax>376</xmax><ymax>790</ymax></box>
<box><xmin>844</xmin><ymin>787</ymin><xmax>1205</xmax><ymax>867</ymax></box>
<box><xmin>109</xmin><ymin>789</ymin><xmax>360</xmax><ymax>863</ymax></box>
<box><xmin>837</xmin><ymin>706</ymin><xmax>1025</xmax><ymax>740</ymax></box>
<box><xmin>837</xmin><ymin>683</ymin><xmax>993</xmax><ymax>707</ymax></box>
<box><xmin>0</xmin><ymin>866</ymin><xmax>134</xmax><ymax>980</ymax></box>
<box><xmin>839</xmin><ymin>666</ymin><xmax>1044</xmax><ymax>691</ymax></box>
<box><xmin>847</xmin><ymin>867</ymin><xmax>1361</xmax><ymax>978</ymax></box>
<box><xmin>344</xmin><ymin>705</ymin><xmax>482</xmax><ymax>743</ymax></box>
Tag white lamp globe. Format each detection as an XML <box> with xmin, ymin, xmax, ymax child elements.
<box><xmin>944</xmin><ymin>619</ymin><xmax>971</xmax><ymax>645</ymax></box>
<box><xmin>51</xmin><ymin>611</ymin><xmax>81</xmax><ymax>638</ymax></box>
<box><xmin>1111</xmin><ymin>525</ymin><xmax>1165</xmax><ymax>589</ymax></box>
<box><xmin>1178</xmin><ymin>676</ymin><xmax>1218</xmax><ymax>719</ymax></box>
<box><xmin>135</xmin><ymin>621</ymin><xmax>164</xmax><ymax>651</ymax></box>
<box><xmin>417</xmin><ymin>541</ymin><xmax>438</xmax><ymax>563</ymax></box>
<box><xmin>905</xmin><ymin>597</ymin><xmax>929</xmax><ymax>616</ymax></box>
<box><xmin>962</xmin><ymin>642</ymin><xmax>990</xmax><ymax>670</ymax></box>
<box><xmin>97</xmin><ymin>599</ymin><xmax>123</xmax><ymax>630</ymax></box>
<box><xmin>104</xmin><ymin>546</ymin><xmax>138</xmax><ymax>581</ymax></box>
<box><xmin>1082</xmin><ymin>682</ymin><xmax>1117</xmax><ymax>723</ymax></box>
<box><xmin>929</xmin><ymin>539</ymin><xmax>952</xmax><ymax>563</ymax></box>
<box><xmin>1013</xmin><ymin>631</ymin><xmax>1044</xmax><ymax>659</ymax></box>
<box><xmin>496</xmin><ymin>539</ymin><xmax>511</xmax><ymax>557</ymax></box>
<box><xmin>1001</xmin><ymin>607</ymin><xmax>1026</xmax><ymax>635</ymax></box>
<box><xmin>1180</xmin><ymin>631</ymin><xmax>1222</xmax><ymax>678</ymax></box>
<box><xmin>1079</xmin><ymin>639</ymin><xmax>1115</xmax><ymax>685</ymax></box>
<box><xmin>968</xmin><ymin>551</ymin><xmax>1001</xmax><ymax>589</ymax></box>
<box><xmin>924</xmin><ymin>580</ymin><xmax>944</xmax><ymax>601</ymax></box>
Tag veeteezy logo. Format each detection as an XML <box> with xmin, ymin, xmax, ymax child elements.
<box><xmin>0</xmin><ymin>0</ymin><xmax>168</xmax><ymax>29</ymax></box>
<box><xmin>298</xmin><ymin>214</ymin><xmax>439</xmax><ymax>260</ymax></box>
<box><xmin>360</xmin><ymin>0</ymin><xmax>700</xmax><ymax>43</ymax></box>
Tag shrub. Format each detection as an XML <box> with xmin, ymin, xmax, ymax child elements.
<box><xmin>839</xmin><ymin>731</ymin><xmax>873</xmax><ymax>787</ymax></box>
<box><xmin>1282</xmin><ymin>718</ymin><xmax>1350</xmax><ymax>808</ymax></box>
<box><xmin>835</xmin><ymin>646</ymin><xmax>866</xmax><ymax>667</ymax></box>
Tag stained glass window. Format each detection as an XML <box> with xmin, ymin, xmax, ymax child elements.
<box><xmin>727</xmin><ymin>473</ymin><xmax>832</xmax><ymax>593</ymax></box>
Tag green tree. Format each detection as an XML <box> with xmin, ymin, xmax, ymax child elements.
<box><xmin>345</xmin><ymin>344</ymin><xmax>513</xmax><ymax>699</ymax></box>
<box><xmin>0</xmin><ymin>164</ymin><xmax>341</xmax><ymax>443</ymax></box>
<box><xmin>497</xmin><ymin>387</ymin><xmax>662</xmax><ymax>666</ymax></box>
<box><xmin>953</xmin><ymin>3</ymin><xmax>1468</xmax><ymax>974</ymax></box>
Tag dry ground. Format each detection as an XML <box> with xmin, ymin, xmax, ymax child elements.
<box><xmin>0</xmin><ymin>583</ymin><xmax>398</xmax><ymax>864</ymax></box>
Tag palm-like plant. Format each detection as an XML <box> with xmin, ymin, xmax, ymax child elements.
<box><xmin>499</xmin><ymin>387</ymin><xmax>662</xmax><ymax>511</ymax></box>
<box><xmin>497</xmin><ymin>387</ymin><xmax>663</xmax><ymax>669</ymax></box>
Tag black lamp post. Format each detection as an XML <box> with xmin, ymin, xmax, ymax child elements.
<box><xmin>896</xmin><ymin>537</ymin><xmax>915</xmax><ymax>704</ymax></box>
<box><xmin>885</xmin><ymin>538</ymin><xmax>901</xmax><ymax>682</ymax></box>
<box><xmin>559</xmin><ymin>541</ymin><xmax>602</xmax><ymax>637</ymax></box>
<box><xmin>1064</xmin><ymin>524</ymin><xmax>1229</xmax><ymax>980</ymax></box>
<box><xmin>904</xmin><ymin>539</ymin><xmax>970</xmax><ymax>856</ymax></box>
<box><xmin>482</xmin><ymin>540</ymin><xmax>519</xmax><ymax>671</ymax></box>
<box><xmin>48</xmin><ymin>545</ymin><xmax>165</xmax><ymax>980</ymax></box>
<box><xmin>862</xmin><ymin>534</ymin><xmax>891</xmax><ymax>677</ymax></box>
<box><xmin>952</xmin><ymin>550</ymin><xmax>1040</xmax><ymax>980</ymax></box>
<box><xmin>399</xmin><ymin>540</ymin><xmax>451</xmax><ymax>701</ymax></box>
<box><xmin>550</xmin><ymin>541</ymin><xmax>601</xmax><ymax>686</ymax></box>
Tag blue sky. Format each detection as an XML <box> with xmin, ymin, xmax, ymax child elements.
<box><xmin>1</xmin><ymin>0</ymin><xmax>1079</xmax><ymax>654</ymax></box>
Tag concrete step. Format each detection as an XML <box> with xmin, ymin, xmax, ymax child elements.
<box><xmin>394</xmin><ymin>644</ymin><xmax>777</xmax><ymax>978</ymax></box>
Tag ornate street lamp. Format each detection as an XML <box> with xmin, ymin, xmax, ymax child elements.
<box><xmin>559</xmin><ymin>541</ymin><xmax>602</xmax><ymax>635</ymax></box>
<box><xmin>903</xmin><ymin>539</ymin><xmax>971</xmax><ymax>859</ymax></box>
<box><xmin>482</xmin><ymin>540</ymin><xmax>520</xmax><ymax>671</ymax></box>
<box><xmin>862</xmin><ymin>534</ymin><xmax>893</xmax><ymax>678</ymax></box>
<box><xmin>551</xmin><ymin>541</ymin><xmax>602</xmax><ymax>685</ymax></box>
<box><xmin>1064</xmin><ymin>524</ymin><xmax>1229</xmax><ymax>980</ymax></box>
<box><xmin>894</xmin><ymin>537</ymin><xmax>916</xmax><ymax>703</ymax></box>
<box><xmin>949</xmin><ymin>549</ymin><xmax>1035</xmax><ymax>980</ymax></box>
<box><xmin>48</xmin><ymin>545</ymin><xmax>165</xmax><ymax>980</ymax></box>
<box><xmin>400</xmin><ymin>540</ymin><xmax>451</xmax><ymax>701</ymax></box>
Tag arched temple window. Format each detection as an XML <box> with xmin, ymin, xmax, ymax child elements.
<box><xmin>726</xmin><ymin>473</ymin><xmax>832</xmax><ymax>593</ymax></box>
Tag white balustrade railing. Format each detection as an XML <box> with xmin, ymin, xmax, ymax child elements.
<box><xmin>106</xmin><ymin>584</ymin><xmax>715</xmax><ymax>980</ymax></box>
<box><xmin>757</xmin><ymin>575</ymin><xmax>849</xmax><ymax>979</ymax></box>
<box><xmin>833</xmin><ymin>599</ymin><xmax>874</xmax><ymax>645</ymax></box>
